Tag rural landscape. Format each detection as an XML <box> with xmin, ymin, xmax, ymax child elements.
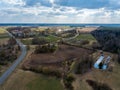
<box><xmin>0</xmin><ymin>0</ymin><xmax>120</xmax><ymax>90</ymax></box>
<box><xmin>0</xmin><ymin>25</ymin><xmax>120</xmax><ymax>90</ymax></box>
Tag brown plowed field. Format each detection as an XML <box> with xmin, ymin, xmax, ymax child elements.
<box><xmin>23</xmin><ymin>44</ymin><xmax>92</xmax><ymax>69</ymax></box>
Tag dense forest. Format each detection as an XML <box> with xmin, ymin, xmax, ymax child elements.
<box><xmin>91</xmin><ymin>27</ymin><xmax>120</xmax><ymax>53</ymax></box>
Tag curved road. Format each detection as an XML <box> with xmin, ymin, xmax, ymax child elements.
<box><xmin>63</xmin><ymin>33</ymin><xmax>79</xmax><ymax>41</ymax></box>
<box><xmin>0</xmin><ymin>31</ymin><xmax>27</xmax><ymax>85</ymax></box>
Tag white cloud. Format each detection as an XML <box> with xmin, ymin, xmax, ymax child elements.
<box><xmin>0</xmin><ymin>0</ymin><xmax>26</xmax><ymax>6</ymax></box>
<box><xmin>49</xmin><ymin>0</ymin><xmax>56</xmax><ymax>7</ymax></box>
<box><xmin>109</xmin><ymin>0</ymin><xmax>120</xmax><ymax>5</ymax></box>
<box><xmin>49</xmin><ymin>0</ymin><xmax>55</xmax><ymax>4</ymax></box>
<box><xmin>0</xmin><ymin>1</ymin><xmax>120</xmax><ymax>23</ymax></box>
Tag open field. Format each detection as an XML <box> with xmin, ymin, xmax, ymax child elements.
<box><xmin>23</xmin><ymin>44</ymin><xmax>92</xmax><ymax>70</ymax></box>
<box><xmin>21</xmin><ymin>35</ymin><xmax>60</xmax><ymax>45</ymax></box>
<box><xmin>0</xmin><ymin>34</ymin><xmax>9</xmax><ymax>39</ymax></box>
<box><xmin>0</xmin><ymin>69</ymin><xmax>64</xmax><ymax>90</ymax></box>
<box><xmin>21</xmin><ymin>38</ymin><xmax>32</xmax><ymax>45</ymax></box>
<box><xmin>75</xmin><ymin>34</ymin><xmax>96</xmax><ymax>41</ymax></box>
<box><xmin>77</xmin><ymin>27</ymin><xmax>98</xmax><ymax>33</ymax></box>
<box><xmin>0</xmin><ymin>28</ymin><xmax>7</xmax><ymax>34</ymax></box>
<box><xmin>65</xmin><ymin>34</ymin><xmax>97</xmax><ymax>48</ymax></box>
<box><xmin>27</xmin><ymin>74</ymin><xmax>63</xmax><ymax>90</ymax></box>
<box><xmin>0</xmin><ymin>27</ymin><xmax>10</xmax><ymax>43</ymax></box>
<box><xmin>45</xmin><ymin>35</ymin><xmax>60</xmax><ymax>42</ymax></box>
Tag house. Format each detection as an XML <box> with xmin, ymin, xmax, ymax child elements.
<box><xmin>94</xmin><ymin>55</ymin><xmax>104</xmax><ymax>69</ymax></box>
<box><xmin>94</xmin><ymin>55</ymin><xmax>111</xmax><ymax>70</ymax></box>
<box><xmin>11</xmin><ymin>30</ymin><xmax>23</xmax><ymax>37</ymax></box>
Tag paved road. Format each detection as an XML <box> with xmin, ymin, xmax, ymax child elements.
<box><xmin>0</xmin><ymin>31</ymin><xmax>27</xmax><ymax>85</ymax></box>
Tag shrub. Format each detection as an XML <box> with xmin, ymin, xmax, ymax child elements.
<box><xmin>91</xmin><ymin>42</ymin><xmax>102</xmax><ymax>49</ymax></box>
<box><xmin>8</xmin><ymin>37</ymin><xmax>16</xmax><ymax>45</ymax></box>
<box><xmin>27</xmin><ymin>66</ymin><xmax>61</xmax><ymax>78</ymax></box>
<box><xmin>75</xmin><ymin>55</ymin><xmax>93</xmax><ymax>74</ymax></box>
<box><xmin>34</xmin><ymin>44</ymin><xmax>57</xmax><ymax>53</ymax></box>
<box><xmin>26</xmin><ymin>45</ymin><xmax>30</xmax><ymax>50</ymax></box>
<box><xmin>86</xmin><ymin>80</ymin><xmax>112</xmax><ymax>90</ymax></box>
<box><xmin>63</xmin><ymin>74</ymin><xmax>75</xmax><ymax>90</ymax></box>
<box><xmin>118</xmin><ymin>50</ymin><xmax>120</xmax><ymax>64</ymax></box>
<box><xmin>32</xmin><ymin>37</ymin><xmax>48</xmax><ymax>45</ymax></box>
<box><xmin>80</xmin><ymin>40</ymin><xmax>89</xmax><ymax>45</ymax></box>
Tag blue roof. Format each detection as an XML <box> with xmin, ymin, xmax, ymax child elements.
<box><xmin>102</xmin><ymin>64</ymin><xmax>107</xmax><ymax>70</ymax></box>
<box><xmin>94</xmin><ymin>55</ymin><xmax>108</xmax><ymax>70</ymax></box>
<box><xmin>94</xmin><ymin>63</ymin><xmax>99</xmax><ymax>69</ymax></box>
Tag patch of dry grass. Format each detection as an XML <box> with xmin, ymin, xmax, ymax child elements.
<box><xmin>0</xmin><ymin>69</ymin><xmax>64</xmax><ymax>90</ymax></box>
<box><xmin>0</xmin><ymin>27</ymin><xmax>9</xmax><ymax>43</ymax></box>
<box><xmin>0</xmin><ymin>27</ymin><xmax>7</xmax><ymax>34</ymax></box>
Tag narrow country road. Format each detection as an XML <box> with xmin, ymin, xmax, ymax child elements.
<box><xmin>63</xmin><ymin>33</ymin><xmax>79</xmax><ymax>41</ymax></box>
<box><xmin>61</xmin><ymin>28</ymin><xmax>79</xmax><ymax>41</ymax></box>
<box><xmin>0</xmin><ymin>31</ymin><xmax>27</xmax><ymax>85</ymax></box>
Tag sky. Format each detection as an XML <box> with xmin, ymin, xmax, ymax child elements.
<box><xmin>0</xmin><ymin>0</ymin><xmax>120</xmax><ymax>23</ymax></box>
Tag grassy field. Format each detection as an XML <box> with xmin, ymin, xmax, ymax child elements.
<box><xmin>21</xmin><ymin>38</ymin><xmax>32</xmax><ymax>45</ymax></box>
<box><xmin>65</xmin><ymin>33</ymin><xmax>96</xmax><ymax>47</ymax></box>
<box><xmin>45</xmin><ymin>35</ymin><xmax>60</xmax><ymax>42</ymax></box>
<box><xmin>0</xmin><ymin>27</ymin><xmax>9</xmax><ymax>44</ymax></box>
<box><xmin>27</xmin><ymin>75</ymin><xmax>63</xmax><ymax>90</ymax></box>
<box><xmin>75</xmin><ymin>34</ymin><xmax>96</xmax><ymax>41</ymax></box>
<box><xmin>21</xmin><ymin>35</ymin><xmax>60</xmax><ymax>45</ymax></box>
<box><xmin>0</xmin><ymin>34</ymin><xmax>9</xmax><ymax>39</ymax></box>
<box><xmin>31</xmin><ymin>27</ymin><xmax>47</xmax><ymax>32</ymax></box>
<box><xmin>0</xmin><ymin>27</ymin><xmax>7</xmax><ymax>34</ymax></box>
<box><xmin>0</xmin><ymin>69</ymin><xmax>64</xmax><ymax>90</ymax></box>
<box><xmin>0</xmin><ymin>27</ymin><xmax>9</xmax><ymax>39</ymax></box>
<box><xmin>0</xmin><ymin>27</ymin><xmax>9</xmax><ymax>45</ymax></box>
